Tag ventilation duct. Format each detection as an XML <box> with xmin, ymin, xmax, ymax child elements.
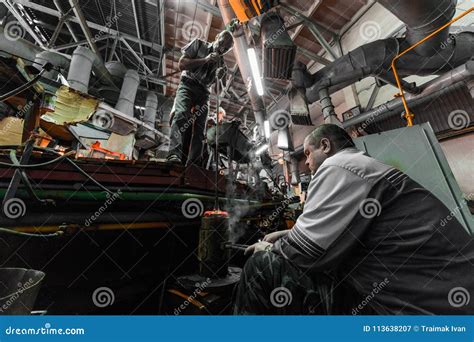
<box><xmin>289</xmin><ymin>157</ymin><xmax>300</xmax><ymax>186</ymax></box>
<box><xmin>67</xmin><ymin>46</ymin><xmax>96</xmax><ymax>93</ymax></box>
<box><xmin>136</xmin><ymin>91</ymin><xmax>159</xmax><ymax>149</ymax></box>
<box><xmin>0</xmin><ymin>27</ymin><xmax>39</xmax><ymax>62</ymax></box>
<box><xmin>67</xmin><ymin>46</ymin><xmax>116</xmax><ymax>94</ymax></box>
<box><xmin>90</xmin><ymin>69</ymin><xmax>139</xmax><ymax>133</ymax></box>
<box><xmin>378</xmin><ymin>0</ymin><xmax>456</xmax><ymax>57</ymax></box>
<box><xmin>261</xmin><ymin>12</ymin><xmax>296</xmax><ymax>80</ymax></box>
<box><xmin>291</xmin><ymin>0</ymin><xmax>474</xmax><ymax>105</ymax></box>
<box><xmin>33</xmin><ymin>51</ymin><xmax>69</xmax><ymax>81</ymax></box>
<box><xmin>105</xmin><ymin>61</ymin><xmax>128</xmax><ymax>85</ymax></box>
<box><xmin>342</xmin><ymin>60</ymin><xmax>474</xmax><ymax>130</ymax></box>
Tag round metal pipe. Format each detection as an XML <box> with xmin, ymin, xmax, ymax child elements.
<box><xmin>342</xmin><ymin>60</ymin><xmax>474</xmax><ymax>128</ymax></box>
<box><xmin>115</xmin><ymin>69</ymin><xmax>140</xmax><ymax>117</ymax></box>
<box><xmin>67</xmin><ymin>46</ymin><xmax>96</xmax><ymax>93</ymax></box>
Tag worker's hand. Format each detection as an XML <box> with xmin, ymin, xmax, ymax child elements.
<box><xmin>206</xmin><ymin>52</ymin><xmax>220</xmax><ymax>63</ymax></box>
<box><xmin>244</xmin><ymin>241</ymin><xmax>273</xmax><ymax>256</ymax></box>
<box><xmin>262</xmin><ymin>230</ymin><xmax>290</xmax><ymax>243</ymax></box>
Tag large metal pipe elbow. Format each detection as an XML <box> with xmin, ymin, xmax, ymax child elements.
<box><xmin>377</xmin><ymin>0</ymin><xmax>456</xmax><ymax>56</ymax></box>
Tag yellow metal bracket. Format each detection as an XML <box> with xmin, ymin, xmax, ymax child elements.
<box><xmin>391</xmin><ymin>7</ymin><xmax>474</xmax><ymax>127</ymax></box>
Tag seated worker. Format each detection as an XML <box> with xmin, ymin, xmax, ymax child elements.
<box><xmin>235</xmin><ymin>124</ymin><xmax>474</xmax><ymax>314</ymax></box>
<box><xmin>167</xmin><ymin>30</ymin><xmax>233</xmax><ymax>166</ymax></box>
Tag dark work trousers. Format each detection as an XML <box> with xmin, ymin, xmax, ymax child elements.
<box><xmin>168</xmin><ymin>78</ymin><xmax>209</xmax><ymax>166</ymax></box>
<box><xmin>233</xmin><ymin>251</ymin><xmax>335</xmax><ymax>315</ymax></box>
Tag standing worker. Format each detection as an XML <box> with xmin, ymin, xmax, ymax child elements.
<box><xmin>167</xmin><ymin>30</ymin><xmax>234</xmax><ymax>166</ymax></box>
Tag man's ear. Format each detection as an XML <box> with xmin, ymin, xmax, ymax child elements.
<box><xmin>320</xmin><ymin>138</ymin><xmax>331</xmax><ymax>154</ymax></box>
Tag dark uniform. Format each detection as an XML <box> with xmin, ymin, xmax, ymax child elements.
<box><xmin>168</xmin><ymin>38</ymin><xmax>226</xmax><ymax>166</ymax></box>
<box><xmin>235</xmin><ymin>148</ymin><xmax>474</xmax><ymax>314</ymax></box>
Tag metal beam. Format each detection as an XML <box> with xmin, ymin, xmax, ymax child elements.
<box><xmin>68</xmin><ymin>0</ymin><xmax>100</xmax><ymax>55</ymax></box>
<box><xmin>53</xmin><ymin>34</ymin><xmax>113</xmax><ymax>51</ymax></box>
<box><xmin>48</xmin><ymin>14</ymin><xmax>65</xmax><ymax>48</ymax></box>
<box><xmin>307</xmin><ymin>24</ymin><xmax>339</xmax><ymax>60</ymax></box>
<box><xmin>107</xmin><ymin>35</ymin><xmax>119</xmax><ymax>62</ymax></box>
<box><xmin>53</xmin><ymin>0</ymin><xmax>79</xmax><ymax>42</ymax></box>
<box><xmin>192</xmin><ymin>0</ymin><xmax>221</xmax><ymax>17</ymax></box>
<box><xmin>120</xmin><ymin>37</ymin><xmax>154</xmax><ymax>75</ymax></box>
<box><xmin>280</xmin><ymin>2</ymin><xmax>338</xmax><ymax>39</ymax></box>
<box><xmin>12</xmin><ymin>0</ymin><xmax>163</xmax><ymax>53</ymax></box>
<box><xmin>297</xmin><ymin>46</ymin><xmax>331</xmax><ymax>65</ymax></box>
<box><xmin>289</xmin><ymin>0</ymin><xmax>322</xmax><ymax>41</ymax></box>
<box><xmin>131</xmin><ymin>0</ymin><xmax>144</xmax><ymax>59</ymax></box>
<box><xmin>2</xmin><ymin>0</ymin><xmax>47</xmax><ymax>48</ymax></box>
<box><xmin>365</xmin><ymin>84</ymin><xmax>380</xmax><ymax>110</ymax></box>
<box><xmin>159</xmin><ymin>0</ymin><xmax>167</xmax><ymax>95</ymax></box>
<box><xmin>131</xmin><ymin>0</ymin><xmax>148</xmax><ymax>87</ymax></box>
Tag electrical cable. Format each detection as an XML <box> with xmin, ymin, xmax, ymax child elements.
<box><xmin>0</xmin><ymin>150</ymin><xmax>75</xmax><ymax>168</ymax></box>
<box><xmin>0</xmin><ymin>227</ymin><xmax>63</xmax><ymax>238</ymax></box>
<box><xmin>0</xmin><ymin>146</ymin><xmax>116</xmax><ymax>196</ymax></box>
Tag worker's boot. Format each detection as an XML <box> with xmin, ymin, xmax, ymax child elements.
<box><xmin>166</xmin><ymin>154</ymin><xmax>182</xmax><ymax>164</ymax></box>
